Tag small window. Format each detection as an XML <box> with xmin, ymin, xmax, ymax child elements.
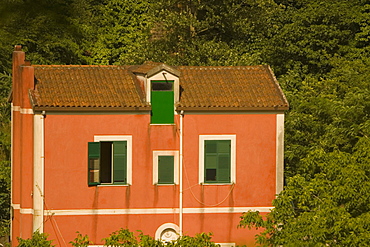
<box><xmin>88</xmin><ymin>139</ymin><xmax>129</xmax><ymax>186</ymax></box>
<box><xmin>199</xmin><ymin>135</ymin><xmax>236</xmax><ymax>184</ymax></box>
<box><xmin>153</xmin><ymin>151</ymin><xmax>179</xmax><ymax>185</ymax></box>
<box><xmin>158</xmin><ymin>156</ymin><xmax>174</xmax><ymax>184</ymax></box>
<box><xmin>152</xmin><ymin>81</ymin><xmax>173</xmax><ymax>91</ymax></box>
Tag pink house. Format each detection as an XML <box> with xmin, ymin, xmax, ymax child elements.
<box><xmin>10</xmin><ymin>45</ymin><xmax>288</xmax><ymax>246</ymax></box>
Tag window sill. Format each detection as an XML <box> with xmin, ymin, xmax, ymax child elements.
<box><xmin>201</xmin><ymin>182</ymin><xmax>235</xmax><ymax>186</ymax></box>
<box><xmin>97</xmin><ymin>184</ymin><xmax>130</xmax><ymax>187</ymax></box>
<box><xmin>150</xmin><ymin>124</ymin><xmax>175</xmax><ymax>126</ymax></box>
<box><xmin>155</xmin><ymin>183</ymin><xmax>177</xmax><ymax>186</ymax></box>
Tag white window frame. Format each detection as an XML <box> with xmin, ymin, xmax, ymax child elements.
<box><xmin>153</xmin><ymin>150</ymin><xmax>179</xmax><ymax>185</ymax></box>
<box><xmin>94</xmin><ymin>135</ymin><xmax>132</xmax><ymax>185</ymax></box>
<box><xmin>199</xmin><ymin>135</ymin><xmax>236</xmax><ymax>184</ymax></box>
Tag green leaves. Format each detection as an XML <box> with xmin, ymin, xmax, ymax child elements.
<box><xmin>101</xmin><ymin>228</ymin><xmax>218</xmax><ymax>247</ymax></box>
<box><xmin>16</xmin><ymin>231</ymin><xmax>55</xmax><ymax>247</ymax></box>
<box><xmin>240</xmin><ymin>139</ymin><xmax>370</xmax><ymax>246</ymax></box>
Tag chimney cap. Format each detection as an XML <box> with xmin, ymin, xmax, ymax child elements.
<box><xmin>14</xmin><ymin>45</ymin><xmax>22</xmax><ymax>51</ymax></box>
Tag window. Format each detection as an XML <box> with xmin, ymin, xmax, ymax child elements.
<box><xmin>199</xmin><ymin>135</ymin><xmax>236</xmax><ymax>184</ymax></box>
<box><xmin>151</xmin><ymin>80</ymin><xmax>174</xmax><ymax>124</ymax></box>
<box><xmin>88</xmin><ymin>136</ymin><xmax>132</xmax><ymax>186</ymax></box>
<box><xmin>153</xmin><ymin>151</ymin><xmax>179</xmax><ymax>185</ymax></box>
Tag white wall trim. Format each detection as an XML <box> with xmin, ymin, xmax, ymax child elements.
<box><xmin>199</xmin><ymin>135</ymin><xmax>236</xmax><ymax>184</ymax></box>
<box><xmin>276</xmin><ymin>114</ymin><xmax>285</xmax><ymax>194</ymax></box>
<box><xmin>12</xmin><ymin>105</ymin><xmax>34</xmax><ymax>114</ymax></box>
<box><xmin>33</xmin><ymin>114</ymin><xmax>45</xmax><ymax>233</ymax></box>
<box><xmin>12</xmin><ymin>204</ymin><xmax>20</xmax><ymax>210</ymax></box>
<box><xmin>12</xmin><ymin>106</ymin><xmax>33</xmax><ymax>114</ymax></box>
<box><xmin>93</xmin><ymin>135</ymin><xmax>133</xmax><ymax>185</ymax></box>
<box><xmin>20</xmin><ymin>108</ymin><xmax>34</xmax><ymax>114</ymax></box>
<box><xmin>12</xmin><ymin>105</ymin><xmax>20</xmax><ymax>112</ymax></box>
<box><xmin>20</xmin><ymin>208</ymin><xmax>33</xmax><ymax>214</ymax></box>
<box><xmin>153</xmin><ymin>150</ymin><xmax>179</xmax><ymax>185</ymax></box>
<box><xmin>41</xmin><ymin>207</ymin><xmax>273</xmax><ymax>216</ymax></box>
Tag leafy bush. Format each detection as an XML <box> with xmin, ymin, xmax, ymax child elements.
<box><xmin>16</xmin><ymin>231</ymin><xmax>54</xmax><ymax>247</ymax></box>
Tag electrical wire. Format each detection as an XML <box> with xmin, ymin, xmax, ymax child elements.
<box><xmin>182</xmin><ymin>160</ymin><xmax>235</xmax><ymax>207</ymax></box>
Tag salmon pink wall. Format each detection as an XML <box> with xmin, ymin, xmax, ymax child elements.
<box><xmin>44</xmin><ymin>114</ymin><xmax>180</xmax><ymax>210</ymax></box>
<box><xmin>182</xmin><ymin>114</ymin><xmax>277</xmax><ymax>208</ymax></box>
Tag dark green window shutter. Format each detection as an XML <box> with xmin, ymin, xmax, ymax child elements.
<box><xmin>88</xmin><ymin>142</ymin><xmax>100</xmax><ymax>186</ymax></box>
<box><xmin>113</xmin><ymin>141</ymin><xmax>127</xmax><ymax>184</ymax></box>
<box><xmin>217</xmin><ymin>140</ymin><xmax>231</xmax><ymax>183</ymax></box>
<box><xmin>204</xmin><ymin>140</ymin><xmax>231</xmax><ymax>183</ymax></box>
<box><xmin>158</xmin><ymin>156</ymin><xmax>174</xmax><ymax>184</ymax></box>
<box><xmin>151</xmin><ymin>80</ymin><xmax>174</xmax><ymax>124</ymax></box>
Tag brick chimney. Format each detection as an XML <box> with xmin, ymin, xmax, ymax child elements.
<box><xmin>11</xmin><ymin>45</ymin><xmax>35</xmax><ymax>242</ymax></box>
<box><xmin>12</xmin><ymin>45</ymin><xmax>25</xmax><ymax>107</ymax></box>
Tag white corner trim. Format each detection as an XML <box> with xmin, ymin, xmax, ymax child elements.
<box><xmin>33</xmin><ymin>114</ymin><xmax>45</xmax><ymax>233</ymax></box>
<box><xmin>12</xmin><ymin>204</ymin><xmax>20</xmax><ymax>210</ymax></box>
<box><xmin>276</xmin><ymin>114</ymin><xmax>284</xmax><ymax>194</ymax></box>
<box><xmin>153</xmin><ymin>150</ymin><xmax>179</xmax><ymax>185</ymax></box>
<box><xmin>93</xmin><ymin>135</ymin><xmax>133</xmax><ymax>185</ymax></box>
<box><xmin>199</xmin><ymin>135</ymin><xmax>236</xmax><ymax>184</ymax></box>
<box><xmin>155</xmin><ymin>223</ymin><xmax>180</xmax><ymax>240</ymax></box>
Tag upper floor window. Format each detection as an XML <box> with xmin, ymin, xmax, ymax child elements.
<box><xmin>88</xmin><ymin>136</ymin><xmax>132</xmax><ymax>186</ymax></box>
<box><xmin>199</xmin><ymin>135</ymin><xmax>236</xmax><ymax>184</ymax></box>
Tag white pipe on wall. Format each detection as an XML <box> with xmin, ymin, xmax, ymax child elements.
<box><xmin>179</xmin><ymin>110</ymin><xmax>184</xmax><ymax>235</ymax></box>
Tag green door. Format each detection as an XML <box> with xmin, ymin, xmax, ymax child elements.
<box><xmin>151</xmin><ymin>80</ymin><xmax>174</xmax><ymax>124</ymax></box>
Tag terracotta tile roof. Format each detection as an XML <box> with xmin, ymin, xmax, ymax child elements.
<box><xmin>176</xmin><ymin>65</ymin><xmax>288</xmax><ymax>110</ymax></box>
<box><xmin>30</xmin><ymin>63</ymin><xmax>288</xmax><ymax>112</ymax></box>
<box><xmin>129</xmin><ymin>61</ymin><xmax>162</xmax><ymax>74</ymax></box>
<box><xmin>31</xmin><ymin>65</ymin><xmax>149</xmax><ymax>111</ymax></box>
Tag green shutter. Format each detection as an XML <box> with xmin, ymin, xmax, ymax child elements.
<box><xmin>113</xmin><ymin>141</ymin><xmax>127</xmax><ymax>184</ymax></box>
<box><xmin>204</xmin><ymin>140</ymin><xmax>231</xmax><ymax>183</ymax></box>
<box><xmin>217</xmin><ymin>140</ymin><xmax>231</xmax><ymax>183</ymax></box>
<box><xmin>205</xmin><ymin>140</ymin><xmax>217</xmax><ymax>182</ymax></box>
<box><xmin>151</xmin><ymin>80</ymin><xmax>174</xmax><ymax>124</ymax></box>
<box><xmin>88</xmin><ymin>142</ymin><xmax>100</xmax><ymax>186</ymax></box>
<box><xmin>158</xmin><ymin>156</ymin><xmax>174</xmax><ymax>184</ymax></box>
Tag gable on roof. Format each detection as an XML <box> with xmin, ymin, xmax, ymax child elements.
<box><xmin>29</xmin><ymin>62</ymin><xmax>289</xmax><ymax>112</ymax></box>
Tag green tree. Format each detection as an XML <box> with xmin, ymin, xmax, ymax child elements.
<box><xmin>102</xmin><ymin>228</ymin><xmax>219</xmax><ymax>247</ymax></box>
<box><xmin>0</xmin><ymin>72</ymin><xmax>11</xmax><ymax>243</ymax></box>
<box><xmin>240</xmin><ymin>137</ymin><xmax>370</xmax><ymax>246</ymax></box>
<box><xmin>85</xmin><ymin>0</ymin><xmax>152</xmax><ymax>65</ymax></box>
<box><xmin>16</xmin><ymin>231</ymin><xmax>54</xmax><ymax>247</ymax></box>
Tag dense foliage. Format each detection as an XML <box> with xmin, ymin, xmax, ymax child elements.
<box><xmin>0</xmin><ymin>0</ymin><xmax>369</xmax><ymax>245</ymax></box>
<box><xmin>19</xmin><ymin>229</ymin><xmax>218</xmax><ymax>247</ymax></box>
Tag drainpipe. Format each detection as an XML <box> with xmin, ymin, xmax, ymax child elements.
<box><xmin>179</xmin><ymin>110</ymin><xmax>184</xmax><ymax>235</ymax></box>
